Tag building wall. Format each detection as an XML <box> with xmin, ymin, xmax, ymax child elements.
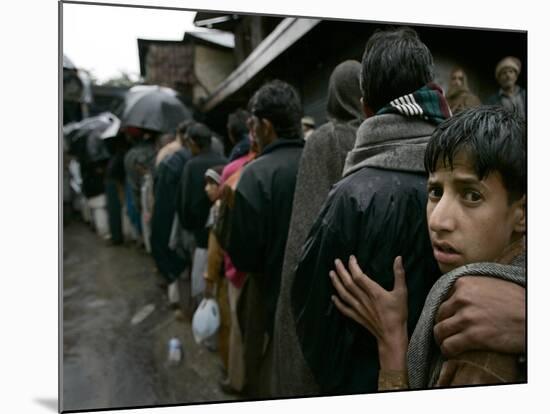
<box><xmin>301</xmin><ymin>63</ymin><xmax>334</xmax><ymax>126</ymax></box>
<box><xmin>193</xmin><ymin>44</ymin><xmax>236</xmax><ymax>104</ymax></box>
<box><xmin>145</xmin><ymin>44</ymin><xmax>195</xmax><ymax>95</ymax></box>
<box><xmin>233</xmin><ymin>16</ymin><xmax>284</xmax><ymax>64</ymax></box>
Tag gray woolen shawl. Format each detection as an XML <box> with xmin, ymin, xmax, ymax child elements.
<box><xmin>269</xmin><ymin>60</ymin><xmax>364</xmax><ymax>397</ymax></box>
<box><xmin>408</xmin><ymin>252</ymin><xmax>526</xmax><ymax>388</ymax></box>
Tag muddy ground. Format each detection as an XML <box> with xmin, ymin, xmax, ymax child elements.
<box><xmin>62</xmin><ymin>221</ymin><xmax>237</xmax><ymax>412</ymax></box>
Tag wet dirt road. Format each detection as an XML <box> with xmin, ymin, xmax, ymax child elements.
<box><xmin>62</xmin><ymin>221</ymin><xmax>236</xmax><ymax>412</ymax></box>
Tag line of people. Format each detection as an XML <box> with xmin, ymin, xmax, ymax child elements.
<box><xmin>72</xmin><ymin>25</ymin><xmax>527</xmax><ymax>401</ymax></box>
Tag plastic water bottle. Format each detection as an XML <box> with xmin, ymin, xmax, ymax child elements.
<box><xmin>167</xmin><ymin>337</ymin><xmax>182</xmax><ymax>365</ymax></box>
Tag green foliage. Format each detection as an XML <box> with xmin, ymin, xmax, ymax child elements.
<box><xmin>99</xmin><ymin>71</ymin><xmax>141</xmax><ymax>87</ymax></box>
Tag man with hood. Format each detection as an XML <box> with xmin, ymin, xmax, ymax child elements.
<box><xmin>226</xmin><ymin>80</ymin><xmax>305</xmax><ymax>397</ymax></box>
<box><xmin>269</xmin><ymin>60</ymin><xmax>364</xmax><ymax>397</ymax></box>
<box><xmin>291</xmin><ymin>27</ymin><xmax>449</xmax><ymax>395</ymax></box>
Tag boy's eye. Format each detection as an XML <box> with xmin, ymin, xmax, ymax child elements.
<box><xmin>463</xmin><ymin>190</ymin><xmax>482</xmax><ymax>203</ymax></box>
<box><xmin>428</xmin><ymin>186</ymin><xmax>443</xmax><ymax>199</ymax></box>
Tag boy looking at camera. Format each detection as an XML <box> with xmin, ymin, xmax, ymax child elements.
<box><xmin>330</xmin><ymin>105</ymin><xmax>526</xmax><ymax>389</ymax></box>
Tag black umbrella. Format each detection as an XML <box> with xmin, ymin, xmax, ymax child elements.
<box><xmin>120</xmin><ymin>85</ymin><xmax>192</xmax><ymax>134</ymax></box>
<box><xmin>63</xmin><ymin>112</ymin><xmax>120</xmax><ymax>163</ymax></box>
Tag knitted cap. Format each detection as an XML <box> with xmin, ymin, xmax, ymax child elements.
<box><xmin>495</xmin><ymin>56</ymin><xmax>521</xmax><ymax>78</ymax></box>
<box><xmin>204</xmin><ymin>165</ymin><xmax>224</xmax><ymax>184</ymax></box>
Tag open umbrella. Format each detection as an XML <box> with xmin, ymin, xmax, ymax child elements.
<box><xmin>120</xmin><ymin>85</ymin><xmax>192</xmax><ymax>134</ymax></box>
<box><xmin>63</xmin><ymin>112</ymin><xmax>120</xmax><ymax>163</ymax></box>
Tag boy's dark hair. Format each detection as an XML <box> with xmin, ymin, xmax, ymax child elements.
<box><xmin>360</xmin><ymin>27</ymin><xmax>434</xmax><ymax>113</ymax></box>
<box><xmin>249</xmin><ymin>79</ymin><xmax>303</xmax><ymax>139</ymax></box>
<box><xmin>186</xmin><ymin>122</ymin><xmax>212</xmax><ymax>150</ymax></box>
<box><xmin>425</xmin><ymin>105</ymin><xmax>526</xmax><ymax>202</ymax></box>
<box><xmin>227</xmin><ymin>109</ymin><xmax>250</xmax><ymax>142</ymax></box>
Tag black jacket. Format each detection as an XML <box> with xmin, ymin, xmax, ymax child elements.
<box><xmin>176</xmin><ymin>150</ymin><xmax>227</xmax><ymax>248</ymax></box>
<box><xmin>151</xmin><ymin>148</ymin><xmax>191</xmax><ymax>281</ymax></box>
<box><xmin>227</xmin><ymin>138</ymin><xmax>304</xmax><ymax>336</ymax></box>
<box><xmin>291</xmin><ymin>166</ymin><xmax>440</xmax><ymax>395</ymax></box>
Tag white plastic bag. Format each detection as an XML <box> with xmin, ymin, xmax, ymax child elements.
<box><xmin>192</xmin><ymin>298</ymin><xmax>220</xmax><ymax>345</ymax></box>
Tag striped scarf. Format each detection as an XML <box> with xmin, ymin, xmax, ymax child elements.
<box><xmin>377</xmin><ymin>82</ymin><xmax>451</xmax><ymax>125</ymax></box>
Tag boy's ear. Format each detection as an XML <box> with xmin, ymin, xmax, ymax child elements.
<box><xmin>513</xmin><ymin>195</ymin><xmax>526</xmax><ymax>234</ymax></box>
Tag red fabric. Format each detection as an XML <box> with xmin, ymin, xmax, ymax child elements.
<box><xmin>220</xmin><ymin>151</ymin><xmax>255</xmax><ymax>185</ymax></box>
<box><xmin>220</xmin><ymin>151</ymin><xmax>257</xmax><ymax>288</ymax></box>
<box><xmin>224</xmin><ymin>254</ymin><xmax>246</xmax><ymax>289</ymax></box>
<box><xmin>124</xmin><ymin>126</ymin><xmax>144</xmax><ymax>138</ymax></box>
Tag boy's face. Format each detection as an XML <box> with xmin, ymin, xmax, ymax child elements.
<box><xmin>205</xmin><ymin>180</ymin><xmax>219</xmax><ymax>202</ymax></box>
<box><xmin>427</xmin><ymin>151</ymin><xmax>525</xmax><ymax>273</ymax></box>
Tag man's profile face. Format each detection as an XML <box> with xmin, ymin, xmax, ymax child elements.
<box><xmin>497</xmin><ymin>67</ymin><xmax>518</xmax><ymax>90</ymax></box>
<box><xmin>250</xmin><ymin>115</ymin><xmax>273</xmax><ymax>152</ymax></box>
<box><xmin>426</xmin><ymin>151</ymin><xmax>524</xmax><ymax>273</ymax></box>
<box><xmin>450</xmin><ymin>70</ymin><xmax>465</xmax><ymax>88</ymax></box>
<box><xmin>226</xmin><ymin>122</ymin><xmax>236</xmax><ymax>144</ymax></box>
<box><xmin>184</xmin><ymin>133</ymin><xmax>199</xmax><ymax>155</ymax></box>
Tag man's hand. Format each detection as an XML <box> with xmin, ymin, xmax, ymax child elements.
<box><xmin>434</xmin><ymin>277</ymin><xmax>526</xmax><ymax>357</ymax></box>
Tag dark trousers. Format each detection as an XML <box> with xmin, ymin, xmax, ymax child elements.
<box><xmin>105</xmin><ymin>179</ymin><xmax>123</xmax><ymax>244</ymax></box>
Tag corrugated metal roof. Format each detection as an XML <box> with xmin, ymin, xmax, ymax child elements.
<box><xmin>201</xmin><ymin>17</ymin><xmax>321</xmax><ymax>112</ymax></box>
<box><xmin>193</xmin><ymin>12</ymin><xmax>240</xmax><ymax>31</ymax></box>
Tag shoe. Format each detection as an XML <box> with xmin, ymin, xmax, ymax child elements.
<box><xmin>174</xmin><ymin>309</ymin><xmax>185</xmax><ymax>322</ymax></box>
<box><xmin>168</xmin><ymin>302</ymin><xmax>180</xmax><ymax>311</ymax></box>
<box><xmin>156</xmin><ymin>279</ymin><xmax>168</xmax><ymax>289</ymax></box>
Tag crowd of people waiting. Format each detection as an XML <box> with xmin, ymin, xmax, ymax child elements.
<box><xmin>66</xmin><ymin>27</ymin><xmax>527</xmax><ymax>400</ymax></box>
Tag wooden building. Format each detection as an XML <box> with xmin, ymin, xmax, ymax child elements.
<box><xmin>137</xmin><ymin>28</ymin><xmax>236</xmax><ymax>112</ymax></box>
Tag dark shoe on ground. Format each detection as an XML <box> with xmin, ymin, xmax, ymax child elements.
<box><xmin>156</xmin><ymin>279</ymin><xmax>168</xmax><ymax>289</ymax></box>
<box><xmin>168</xmin><ymin>302</ymin><xmax>180</xmax><ymax>311</ymax></box>
<box><xmin>174</xmin><ymin>308</ymin><xmax>185</xmax><ymax>322</ymax></box>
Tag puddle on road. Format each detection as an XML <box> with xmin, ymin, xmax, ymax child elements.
<box><xmin>86</xmin><ymin>299</ymin><xmax>109</xmax><ymax>309</ymax></box>
<box><xmin>63</xmin><ymin>222</ymin><xmax>236</xmax><ymax>409</ymax></box>
<box><xmin>131</xmin><ymin>303</ymin><xmax>156</xmax><ymax>325</ymax></box>
<box><xmin>63</xmin><ymin>286</ymin><xmax>80</xmax><ymax>298</ymax></box>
